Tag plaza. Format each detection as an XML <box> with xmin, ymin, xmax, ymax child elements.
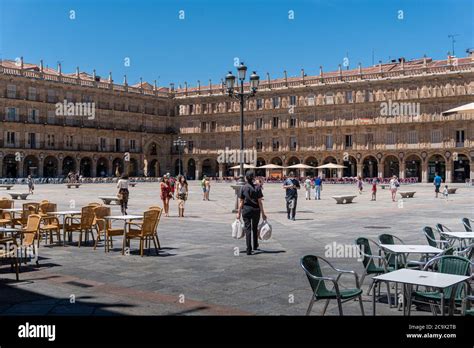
<box><xmin>0</xmin><ymin>181</ymin><xmax>472</xmax><ymax>316</ymax></box>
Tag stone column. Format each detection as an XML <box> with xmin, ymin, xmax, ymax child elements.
<box><xmin>337</xmin><ymin>168</ymin><xmax>343</xmax><ymax>178</ymax></box>
<box><xmin>195</xmin><ymin>160</ymin><xmax>201</xmax><ymax>180</ymax></box>
<box><xmin>422</xmin><ymin>160</ymin><xmax>428</xmax><ymax>183</ymax></box>
<box><xmin>470</xmin><ymin>161</ymin><xmax>474</xmax><ymax>183</ymax></box>
<box><xmin>91</xmin><ymin>159</ymin><xmax>97</xmax><ymax>177</ymax></box>
<box><xmin>399</xmin><ymin>161</ymin><xmax>406</xmax><ymax>180</ymax></box>
<box><xmin>18</xmin><ymin>159</ymin><xmax>24</xmax><ymax>178</ymax></box>
<box><xmin>218</xmin><ymin>163</ymin><xmax>224</xmax><ymax>178</ymax></box>
<box><xmin>38</xmin><ymin>158</ymin><xmax>44</xmax><ymax>177</ymax></box>
<box><xmin>266</xmin><ymin>168</ymin><xmax>270</xmax><ymax>178</ymax></box>
<box><xmin>378</xmin><ymin>161</ymin><xmax>384</xmax><ymax>179</ymax></box>
<box><xmin>356</xmin><ymin>163</ymin><xmax>363</xmax><ymax>178</ymax></box>
<box><xmin>107</xmin><ymin>160</ymin><xmax>113</xmax><ymax>177</ymax></box>
<box><xmin>445</xmin><ymin>159</ymin><xmax>452</xmax><ymax>183</ymax></box>
<box><xmin>0</xmin><ymin>156</ymin><xmax>3</xmax><ymax>177</ymax></box>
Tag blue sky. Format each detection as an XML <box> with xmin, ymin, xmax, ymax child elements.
<box><xmin>1</xmin><ymin>0</ymin><xmax>472</xmax><ymax>88</ymax></box>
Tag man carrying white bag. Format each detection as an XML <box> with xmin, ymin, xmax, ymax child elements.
<box><xmin>235</xmin><ymin>171</ymin><xmax>267</xmax><ymax>255</ymax></box>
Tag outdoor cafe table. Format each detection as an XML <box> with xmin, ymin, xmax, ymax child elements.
<box><xmin>373</xmin><ymin>268</ymin><xmax>470</xmax><ymax>316</ymax></box>
<box><xmin>379</xmin><ymin>244</ymin><xmax>443</xmax><ymax>307</ymax></box>
<box><xmin>0</xmin><ymin>227</ymin><xmax>21</xmax><ymax>237</ymax></box>
<box><xmin>49</xmin><ymin>211</ymin><xmax>81</xmax><ymax>246</ymax></box>
<box><xmin>104</xmin><ymin>215</ymin><xmax>143</xmax><ymax>255</ymax></box>
<box><xmin>439</xmin><ymin>232</ymin><xmax>473</xmax><ymax>248</ymax></box>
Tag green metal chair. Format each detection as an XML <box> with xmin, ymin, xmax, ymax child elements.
<box><xmin>462</xmin><ymin>218</ymin><xmax>472</xmax><ymax>232</ymax></box>
<box><xmin>301</xmin><ymin>255</ymin><xmax>364</xmax><ymax>316</ymax></box>
<box><xmin>461</xmin><ymin>295</ymin><xmax>474</xmax><ymax>316</ymax></box>
<box><xmin>378</xmin><ymin>234</ymin><xmax>425</xmax><ymax>269</ymax></box>
<box><xmin>424</xmin><ymin>226</ymin><xmax>451</xmax><ymax>249</ymax></box>
<box><xmin>411</xmin><ymin>255</ymin><xmax>471</xmax><ymax>316</ymax></box>
<box><xmin>355</xmin><ymin>237</ymin><xmax>394</xmax><ymax>299</ymax></box>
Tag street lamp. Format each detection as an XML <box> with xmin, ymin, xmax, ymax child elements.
<box><xmin>224</xmin><ymin>62</ymin><xmax>260</xmax><ymax>185</ymax></box>
<box><xmin>173</xmin><ymin>136</ymin><xmax>187</xmax><ymax>176</ymax></box>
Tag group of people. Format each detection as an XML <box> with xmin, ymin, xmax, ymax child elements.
<box><xmin>67</xmin><ymin>171</ymin><xmax>80</xmax><ymax>183</ymax></box>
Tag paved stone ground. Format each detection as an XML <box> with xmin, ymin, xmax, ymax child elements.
<box><xmin>0</xmin><ymin>181</ymin><xmax>472</xmax><ymax>316</ymax></box>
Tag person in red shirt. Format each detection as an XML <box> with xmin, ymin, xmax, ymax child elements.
<box><xmin>371</xmin><ymin>179</ymin><xmax>377</xmax><ymax>201</ymax></box>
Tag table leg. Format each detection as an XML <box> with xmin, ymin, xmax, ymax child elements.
<box><xmin>122</xmin><ymin>220</ymin><xmax>127</xmax><ymax>255</ymax></box>
<box><xmin>373</xmin><ymin>280</ymin><xmax>377</xmax><ymax>316</ymax></box>
<box><xmin>403</xmin><ymin>283</ymin><xmax>406</xmax><ymax>316</ymax></box>
<box><xmin>440</xmin><ymin>289</ymin><xmax>445</xmax><ymax>316</ymax></box>
<box><xmin>394</xmin><ymin>256</ymin><xmax>398</xmax><ymax>308</ymax></box>
<box><xmin>63</xmin><ymin>217</ymin><xmax>66</xmax><ymax>246</ymax></box>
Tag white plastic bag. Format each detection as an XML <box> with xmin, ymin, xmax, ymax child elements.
<box><xmin>232</xmin><ymin>219</ymin><xmax>244</xmax><ymax>239</ymax></box>
<box><xmin>258</xmin><ymin>220</ymin><xmax>272</xmax><ymax>240</ymax></box>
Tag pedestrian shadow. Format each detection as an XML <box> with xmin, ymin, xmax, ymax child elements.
<box><xmin>239</xmin><ymin>249</ymin><xmax>286</xmax><ymax>255</ymax></box>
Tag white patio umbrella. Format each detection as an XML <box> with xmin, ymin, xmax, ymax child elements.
<box><xmin>285</xmin><ymin>163</ymin><xmax>316</xmax><ymax>169</ymax></box>
<box><xmin>315</xmin><ymin>163</ymin><xmax>347</xmax><ymax>169</ymax></box>
<box><xmin>229</xmin><ymin>163</ymin><xmax>257</xmax><ymax>169</ymax></box>
<box><xmin>258</xmin><ymin>164</ymin><xmax>284</xmax><ymax>169</ymax></box>
<box><xmin>442</xmin><ymin>102</ymin><xmax>474</xmax><ymax>115</ymax></box>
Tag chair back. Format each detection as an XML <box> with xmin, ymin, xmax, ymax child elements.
<box><xmin>462</xmin><ymin>218</ymin><xmax>472</xmax><ymax>232</ymax></box>
<box><xmin>140</xmin><ymin>210</ymin><xmax>160</xmax><ymax>237</ymax></box>
<box><xmin>0</xmin><ymin>199</ymin><xmax>14</xmax><ymax>209</ymax></box>
<box><xmin>93</xmin><ymin>206</ymin><xmax>111</xmax><ymax>231</ymax></box>
<box><xmin>439</xmin><ymin>256</ymin><xmax>471</xmax><ymax>299</ymax></box>
<box><xmin>23</xmin><ymin>214</ymin><xmax>41</xmax><ymax>246</ymax></box>
<box><xmin>148</xmin><ymin>206</ymin><xmax>163</xmax><ymax>234</ymax></box>
<box><xmin>355</xmin><ymin>237</ymin><xmax>377</xmax><ymax>272</ymax></box>
<box><xmin>40</xmin><ymin>200</ymin><xmax>49</xmax><ymax>204</ymax></box>
<box><xmin>39</xmin><ymin>202</ymin><xmax>57</xmax><ymax>215</ymax></box>
<box><xmin>23</xmin><ymin>202</ymin><xmax>39</xmax><ymax>213</ymax></box>
<box><xmin>378</xmin><ymin>234</ymin><xmax>400</xmax><ymax>267</ymax></box>
<box><xmin>423</xmin><ymin>226</ymin><xmax>438</xmax><ymax>248</ymax></box>
<box><xmin>88</xmin><ymin>203</ymin><xmax>101</xmax><ymax>207</ymax></box>
<box><xmin>80</xmin><ymin>206</ymin><xmax>96</xmax><ymax>229</ymax></box>
<box><xmin>300</xmin><ymin>255</ymin><xmax>330</xmax><ymax>297</ymax></box>
<box><xmin>378</xmin><ymin>234</ymin><xmax>395</xmax><ymax>245</ymax></box>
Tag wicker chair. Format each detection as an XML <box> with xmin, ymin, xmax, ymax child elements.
<box><xmin>125</xmin><ymin>209</ymin><xmax>161</xmax><ymax>256</ymax></box>
<box><xmin>18</xmin><ymin>214</ymin><xmax>41</xmax><ymax>266</ymax></box>
<box><xmin>0</xmin><ymin>199</ymin><xmax>14</xmax><ymax>227</ymax></box>
<box><xmin>38</xmin><ymin>202</ymin><xmax>61</xmax><ymax>245</ymax></box>
<box><xmin>65</xmin><ymin>206</ymin><xmax>96</xmax><ymax>247</ymax></box>
<box><xmin>0</xmin><ymin>236</ymin><xmax>20</xmax><ymax>280</ymax></box>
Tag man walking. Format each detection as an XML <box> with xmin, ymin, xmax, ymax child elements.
<box><xmin>283</xmin><ymin>172</ymin><xmax>300</xmax><ymax>221</ymax></box>
<box><xmin>433</xmin><ymin>173</ymin><xmax>443</xmax><ymax>198</ymax></box>
<box><xmin>314</xmin><ymin>175</ymin><xmax>323</xmax><ymax>200</ymax></box>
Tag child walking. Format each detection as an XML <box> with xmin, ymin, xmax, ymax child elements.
<box><xmin>371</xmin><ymin>179</ymin><xmax>377</xmax><ymax>201</ymax></box>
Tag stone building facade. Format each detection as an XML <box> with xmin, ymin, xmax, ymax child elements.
<box><xmin>1</xmin><ymin>54</ymin><xmax>474</xmax><ymax>183</ymax></box>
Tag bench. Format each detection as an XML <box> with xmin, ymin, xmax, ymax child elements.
<box><xmin>379</xmin><ymin>184</ymin><xmax>389</xmax><ymax>190</ymax></box>
<box><xmin>66</xmin><ymin>183</ymin><xmax>82</xmax><ymax>188</ymax></box>
<box><xmin>8</xmin><ymin>192</ymin><xmax>30</xmax><ymax>200</ymax></box>
<box><xmin>332</xmin><ymin>195</ymin><xmax>357</xmax><ymax>204</ymax></box>
<box><xmin>447</xmin><ymin>188</ymin><xmax>457</xmax><ymax>194</ymax></box>
<box><xmin>399</xmin><ymin>191</ymin><xmax>416</xmax><ymax>198</ymax></box>
<box><xmin>129</xmin><ymin>182</ymin><xmax>137</xmax><ymax>187</ymax></box>
<box><xmin>99</xmin><ymin>196</ymin><xmax>121</xmax><ymax>205</ymax></box>
<box><xmin>0</xmin><ymin>185</ymin><xmax>14</xmax><ymax>190</ymax></box>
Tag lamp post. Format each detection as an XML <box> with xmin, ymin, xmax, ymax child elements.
<box><xmin>225</xmin><ymin>62</ymin><xmax>260</xmax><ymax>184</ymax></box>
<box><xmin>173</xmin><ymin>136</ymin><xmax>186</xmax><ymax>176</ymax></box>
<box><xmin>225</xmin><ymin>63</ymin><xmax>260</xmax><ymax>212</ymax></box>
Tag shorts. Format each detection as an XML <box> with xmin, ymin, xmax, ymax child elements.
<box><xmin>435</xmin><ymin>185</ymin><xmax>440</xmax><ymax>193</ymax></box>
<box><xmin>202</xmin><ymin>187</ymin><xmax>207</xmax><ymax>193</ymax></box>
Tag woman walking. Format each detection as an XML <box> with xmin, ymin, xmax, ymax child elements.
<box><xmin>117</xmin><ymin>174</ymin><xmax>129</xmax><ymax>215</ymax></box>
<box><xmin>176</xmin><ymin>176</ymin><xmax>188</xmax><ymax>217</ymax></box>
<box><xmin>160</xmin><ymin>175</ymin><xmax>172</xmax><ymax>217</ymax></box>
<box><xmin>389</xmin><ymin>175</ymin><xmax>400</xmax><ymax>202</ymax></box>
<box><xmin>27</xmin><ymin>175</ymin><xmax>35</xmax><ymax>194</ymax></box>
<box><xmin>237</xmin><ymin>171</ymin><xmax>267</xmax><ymax>255</ymax></box>
<box><xmin>357</xmin><ymin>176</ymin><xmax>363</xmax><ymax>194</ymax></box>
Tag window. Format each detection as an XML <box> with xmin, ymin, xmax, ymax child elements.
<box><xmin>289</xmin><ymin>96</ymin><xmax>297</xmax><ymax>106</ymax></box>
<box><xmin>386</xmin><ymin>132</ymin><xmax>396</xmax><ymax>145</ymax></box>
<box><xmin>7</xmin><ymin>85</ymin><xmax>17</xmax><ymax>98</ymax></box>
<box><xmin>28</xmin><ymin>87</ymin><xmax>37</xmax><ymax>101</ymax></box>
<box><xmin>99</xmin><ymin>138</ymin><xmax>107</xmax><ymax>151</ymax></box>
<box><xmin>46</xmin><ymin>134</ymin><xmax>55</xmax><ymax>148</ymax></box>
<box><xmin>189</xmin><ymin>104</ymin><xmax>194</xmax><ymax>114</ymax></box>
<box><xmin>188</xmin><ymin>141</ymin><xmax>194</xmax><ymax>153</ymax></box>
<box><xmin>47</xmin><ymin>89</ymin><xmax>56</xmax><ymax>103</ymax></box>
<box><xmin>325</xmin><ymin>135</ymin><xmax>333</xmax><ymax>149</ymax></box>
<box><xmin>431</xmin><ymin>130</ymin><xmax>442</xmax><ymax>143</ymax></box>
<box><xmin>211</xmin><ymin>103</ymin><xmax>217</xmax><ymax>113</ymax></box>
<box><xmin>256</xmin><ymin>98</ymin><xmax>263</xmax><ymax>110</ymax></box>
<box><xmin>256</xmin><ymin>139</ymin><xmax>263</xmax><ymax>150</ymax></box>
<box><xmin>290</xmin><ymin>117</ymin><xmax>297</xmax><ymax>128</ymax></box>
<box><xmin>407</xmin><ymin>131</ymin><xmax>418</xmax><ymax>144</ymax></box>
<box><xmin>308</xmin><ymin>136</ymin><xmax>314</xmax><ymax>147</ymax></box>
<box><xmin>6</xmin><ymin>107</ymin><xmax>18</xmax><ymax>121</ymax></box>
<box><xmin>345</xmin><ymin>134</ymin><xmax>353</xmax><ymax>148</ymax></box>
<box><xmin>66</xmin><ymin>92</ymin><xmax>74</xmax><ymax>102</ymax></box>
<box><xmin>65</xmin><ymin>135</ymin><xmax>74</xmax><ymax>148</ymax></box>
<box><xmin>365</xmin><ymin>90</ymin><xmax>372</xmax><ymax>102</ymax></box>
<box><xmin>47</xmin><ymin>110</ymin><xmax>55</xmax><ymax>124</ymax></box>
<box><xmin>226</xmin><ymin>102</ymin><xmax>231</xmax><ymax>112</ymax></box>
<box><xmin>290</xmin><ymin>136</ymin><xmax>297</xmax><ymax>150</ymax></box>
<box><xmin>28</xmin><ymin>109</ymin><xmax>39</xmax><ymax>123</ymax></box>
<box><xmin>307</xmin><ymin>94</ymin><xmax>315</xmax><ymax>106</ymax></box>
<box><xmin>201</xmin><ymin>104</ymin><xmax>207</xmax><ymax>113</ymax></box>
<box><xmin>272</xmin><ymin>117</ymin><xmax>279</xmax><ymax>128</ymax></box>
<box><xmin>210</xmin><ymin>121</ymin><xmax>217</xmax><ymax>131</ymax></box>
<box><xmin>345</xmin><ymin>91</ymin><xmax>353</xmax><ymax>103</ymax></box>
<box><xmin>224</xmin><ymin>140</ymin><xmax>231</xmax><ymax>148</ymax></box>
<box><xmin>115</xmin><ymin>138</ymin><xmax>121</xmax><ymax>152</ymax></box>
<box><xmin>201</xmin><ymin>122</ymin><xmax>207</xmax><ymax>132</ymax></box>
<box><xmin>130</xmin><ymin>139</ymin><xmax>136</xmax><ymax>151</ymax></box>
<box><xmin>6</xmin><ymin>132</ymin><xmax>16</xmax><ymax>146</ymax></box>
<box><xmin>272</xmin><ymin>138</ymin><xmax>280</xmax><ymax>151</ymax></box>
<box><xmin>83</xmin><ymin>95</ymin><xmax>93</xmax><ymax>103</ymax></box>
<box><xmin>27</xmin><ymin>133</ymin><xmax>36</xmax><ymax>149</ymax></box>
<box><xmin>366</xmin><ymin>133</ymin><xmax>374</xmax><ymax>145</ymax></box>
<box><xmin>272</xmin><ymin>97</ymin><xmax>280</xmax><ymax>108</ymax></box>
<box><xmin>325</xmin><ymin>92</ymin><xmax>334</xmax><ymax>104</ymax></box>
<box><xmin>456</xmin><ymin>130</ymin><xmax>465</xmax><ymax>147</ymax></box>
<box><xmin>256</xmin><ymin>118</ymin><xmax>263</xmax><ymax>130</ymax></box>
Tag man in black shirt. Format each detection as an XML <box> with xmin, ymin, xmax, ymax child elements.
<box><xmin>237</xmin><ymin>171</ymin><xmax>267</xmax><ymax>255</ymax></box>
<box><xmin>283</xmin><ymin>171</ymin><xmax>300</xmax><ymax>221</ymax></box>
